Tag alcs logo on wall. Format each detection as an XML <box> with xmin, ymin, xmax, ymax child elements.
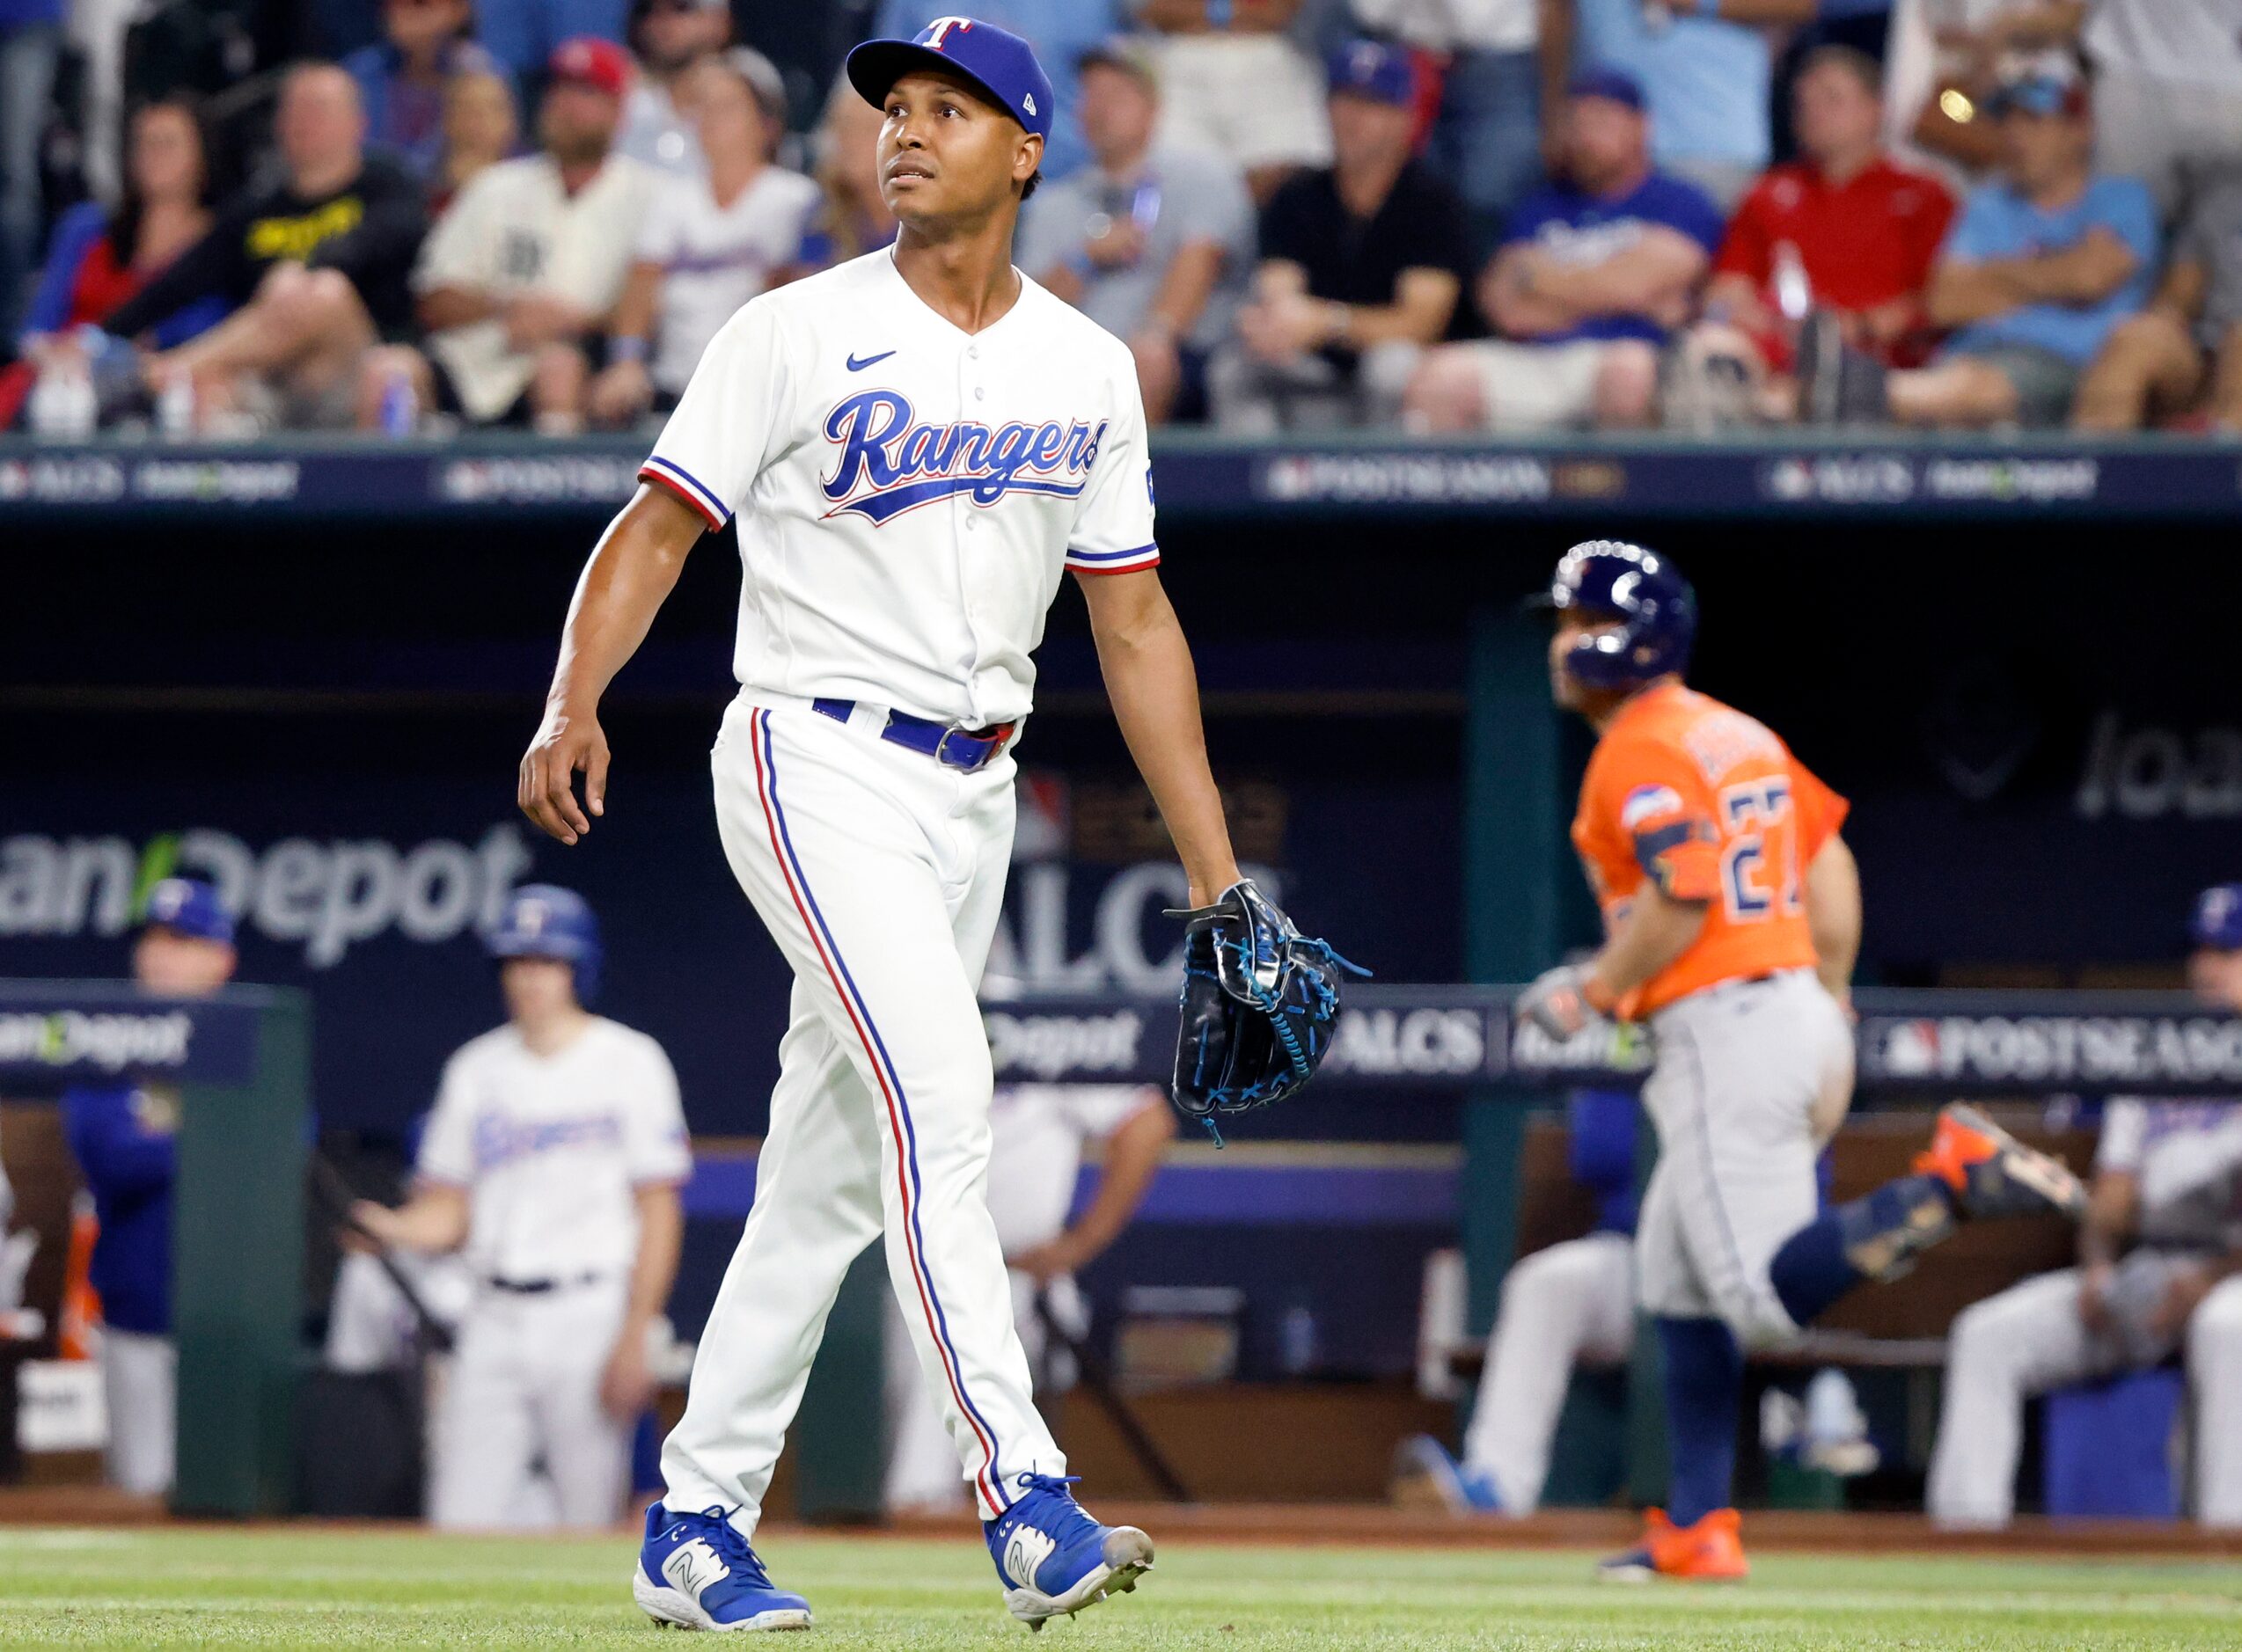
<box><xmin>0</xmin><ymin>825</ymin><xmax>535</xmax><ymax>968</ymax></box>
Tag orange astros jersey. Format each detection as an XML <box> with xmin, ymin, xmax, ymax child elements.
<box><xmin>1572</xmin><ymin>683</ymin><xmax>1848</xmax><ymax>1020</ymax></box>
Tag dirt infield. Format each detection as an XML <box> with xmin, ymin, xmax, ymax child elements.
<box><xmin>6</xmin><ymin>1483</ymin><xmax>2234</xmax><ymax>1561</ymax></box>
<box><xmin>889</xmin><ymin>1502</ymin><xmax>2242</xmax><ymax>1560</ymax></box>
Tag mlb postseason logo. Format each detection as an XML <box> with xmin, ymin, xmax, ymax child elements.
<box><xmin>1865</xmin><ymin>1010</ymin><xmax>2242</xmax><ymax>1092</ymax></box>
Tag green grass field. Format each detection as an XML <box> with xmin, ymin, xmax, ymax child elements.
<box><xmin>3</xmin><ymin>1526</ymin><xmax>2239</xmax><ymax>1649</ymax></box>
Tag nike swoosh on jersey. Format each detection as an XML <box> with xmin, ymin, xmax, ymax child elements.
<box><xmin>846</xmin><ymin>350</ymin><xmax>897</xmax><ymax>371</ymax></box>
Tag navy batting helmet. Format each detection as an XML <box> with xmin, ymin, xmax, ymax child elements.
<box><xmin>2191</xmin><ymin>883</ymin><xmax>2242</xmax><ymax>952</ymax></box>
<box><xmin>486</xmin><ymin>884</ymin><xmax>602</xmax><ymax>1004</ymax></box>
<box><xmin>1543</xmin><ymin>539</ymin><xmax>1696</xmax><ymax>691</ymax></box>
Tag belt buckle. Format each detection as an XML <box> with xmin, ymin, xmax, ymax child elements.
<box><xmin>933</xmin><ymin>726</ymin><xmax>990</xmax><ymax>771</ymax></box>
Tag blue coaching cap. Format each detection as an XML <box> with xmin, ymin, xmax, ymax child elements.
<box><xmin>142</xmin><ymin>877</ymin><xmax>234</xmax><ymax>946</ymax></box>
<box><xmin>487</xmin><ymin>883</ymin><xmax>604</xmax><ymax>1003</ymax></box>
<box><xmin>846</xmin><ymin>17</ymin><xmax>1053</xmax><ymax>141</ymax></box>
<box><xmin>1568</xmin><ymin>65</ymin><xmax>1646</xmax><ymax>112</ymax></box>
<box><xmin>2192</xmin><ymin>883</ymin><xmax>2242</xmax><ymax>951</ymax></box>
<box><xmin>1327</xmin><ymin>38</ymin><xmax>1414</xmax><ymax>107</ymax></box>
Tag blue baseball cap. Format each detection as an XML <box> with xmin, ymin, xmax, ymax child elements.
<box><xmin>142</xmin><ymin>877</ymin><xmax>235</xmax><ymax>946</ymax></box>
<box><xmin>1327</xmin><ymin>38</ymin><xmax>1414</xmax><ymax>107</ymax></box>
<box><xmin>2192</xmin><ymin>883</ymin><xmax>2242</xmax><ymax>951</ymax></box>
<box><xmin>1987</xmin><ymin>66</ymin><xmax>2087</xmax><ymax>120</ymax></box>
<box><xmin>1568</xmin><ymin>66</ymin><xmax>1646</xmax><ymax>112</ymax></box>
<box><xmin>846</xmin><ymin>17</ymin><xmax>1053</xmax><ymax>142</ymax></box>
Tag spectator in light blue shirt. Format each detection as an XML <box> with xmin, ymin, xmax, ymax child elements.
<box><xmin>1889</xmin><ymin>67</ymin><xmax>2159</xmax><ymax>430</ymax></box>
<box><xmin>1567</xmin><ymin>0</ymin><xmax>1818</xmax><ymax>210</ymax></box>
<box><xmin>873</xmin><ymin>0</ymin><xmax>1118</xmax><ymax>185</ymax></box>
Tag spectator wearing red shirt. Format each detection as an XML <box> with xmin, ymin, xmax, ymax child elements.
<box><xmin>1673</xmin><ymin>46</ymin><xmax>1954</xmax><ymax>425</ymax></box>
<box><xmin>6</xmin><ymin>99</ymin><xmax>223</xmax><ymax>428</ymax></box>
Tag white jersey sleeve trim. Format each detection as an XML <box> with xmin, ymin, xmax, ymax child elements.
<box><xmin>1065</xmin><ymin>541</ymin><xmax>1161</xmax><ymax>574</ymax></box>
<box><xmin>640</xmin><ymin>454</ymin><xmax>729</xmax><ymax>530</ymax></box>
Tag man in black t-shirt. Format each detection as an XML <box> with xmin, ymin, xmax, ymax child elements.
<box><xmin>102</xmin><ymin>62</ymin><xmax>428</xmax><ymax>433</ymax></box>
<box><xmin>1208</xmin><ymin>39</ymin><xmax>1468</xmax><ymax>434</ymax></box>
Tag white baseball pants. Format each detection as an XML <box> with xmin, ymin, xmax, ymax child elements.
<box><xmin>100</xmin><ymin>1327</ymin><xmax>175</xmax><ymax>1497</ymax></box>
<box><xmin>883</xmin><ymin>1270</ymin><xmax>1083</xmax><ymax>1514</ymax></box>
<box><xmin>428</xmin><ymin>1278</ymin><xmax>632</xmax><ymax>1529</ymax></box>
<box><xmin>1460</xmin><ymin>1230</ymin><xmax>1634</xmax><ymax>1514</ymax></box>
<box><xmin>1927</xmin><ymin>1268</ymin><xmax>2242</xmax><ymax>1528</ymax></box>
<box><xmin>1636</xmin><ymin>970</ymin><xmax>1855</xmax><ymax>1349</ymax></box>
<box><xmin>663</xmin><ymin>697</ymin><xmax>1061</xmax><ymax>1528</ymax></box>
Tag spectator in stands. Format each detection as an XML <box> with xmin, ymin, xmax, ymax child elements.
<box><xmin>61</xmin><ymin>879</ymin><xmax>238</xmax><ymax>1500</ymax></box>
<box><xmin>1351</xmin><ymin>0</ymin><xmax>1567</xmax><ymax>261</ymax></box>
<box><xmin>615</xmin><ymin>0</ymin><xmax>727</xmax><ymax>176</ymax></box>
<box><xmin>1565</xmin><ymin>0</ymin><xmax>1816</xmax><ymax>209</ymax></box>
<box><xmin>1208</xmin><ymin>39</ymin><xmax>1467</xmax><ymax>434</ymax></box>
<box><xmin>1672</xmin><ymin>45</ymin><xmax>1956</xmax><ymax>428</ymax></box>
<box><xmin>1886</xmin><ymin>65</ymin><xmax>2158</xmax><ymax>430</ymax></box>
<box><xmin>1133</xmin><ymin>0</ymin><xmax>1332</xmax><ymax>204</ymax></box>
<box><xmin>2077</xmin><ymin>171</ymin><xmax>2242</xmax><ymax>433</ymax></box>
<box><xmin>8</xmin><ymin>98</ymin><xmax>221</xmax><ymax>431</ymax></box>
<box><xmin>1403</xmin><ymin>69</ymin><xmax>1721</xmax><ymax>435</ymax></box>
<box><xmin>363</xmin><ymin>36</ymin><xmax>649</xmax><ymax>433</ymax></box>
<box><xmin>1019</xmin><ymin>40</ymin><xmax>1255</xmax><ymax>425</ymax></box>
<box><xmin>477</xmin><ymin>0</ymin><xmax>632</xmax><ymax>92</ymax></box>
<box><xmin>873</xmin><ymin>0</ymin><xmax>1117</xmax><ymax>185</ymax></box>
<box><xmin>786</xmin><ymin>70</ymin><xmax>897</xmax><ymax>277</ymax></box>
<box><xmin>1883</xmin><ymin>1</ymin><xmax>2082</xmax><ymax>182</ymax></box>
<box><xmin>2076</xmin><ymin>0</ymin><xmax>2242</xmax><ymax>222</ymax></box>
<box><xmin>0</xmin><ymin>0</ymin><xmax>60</xmax><ymax>330</ymax></box>
<box><xmin>346</xmin><ymin>0</ymin><xmax>500</xmax><ymax>179</ymax></box>
<box><xmin>1927</xmin><ymin>885</ymin><xmax>2242</xmax><ymax>1530</ymax></box>
<box><xmin>588</xmin><ymin>53</ymin><xmax>814</xmax><ymax>425</ymax></box>
<box><xmin>97</xmin><ymin>62</ymin><xmax>429</xmax><ymax>435</ymax></box>
<box><xmin>433</xmin><ymin>68</ymin><xmax>523</xmax><ymax>213</ymax></box>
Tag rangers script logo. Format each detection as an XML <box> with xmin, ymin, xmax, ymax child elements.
<box><xmin>820</xmin><ymin>391</ymin><xmax>1106</xmax><ymax>524</ymax></box>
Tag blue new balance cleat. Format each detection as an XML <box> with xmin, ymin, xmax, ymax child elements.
<box><xmin>633</xmin><ymin>1502</ymin><xmax>813</xmax><ymax>1632</ymax></box>
<box><xmin>985</xmin><ymin>1473</ymin><xmax>1154</xmax><ymax>1629</ymax></box>
<box><xmin>1392</xmin><ymin>1434</ymin><xmax>1504</xmax><ymax>1514</ymax></box>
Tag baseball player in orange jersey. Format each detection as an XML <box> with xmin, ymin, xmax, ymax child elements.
<box><xmin>1518</xmin><ymin>540</ymin><xmax>2089</xmax><ymax>1582</ymax></box>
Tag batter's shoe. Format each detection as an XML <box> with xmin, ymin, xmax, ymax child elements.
<box><xmin>1914</xmin><ymin>1104</ymin><xmax>2087</xmax><ymax>1222</ymax></box>
<box><xmin>985</xmin><ymin>1473</ymin><xmax>1154</xmax><ymax>1630</ymax></box>
<box><xmin>1596</xmin><ymin>1509</ymin><xmax>1749</xmax><ymax>1583</ymax></box>
<box><xmin>633</xmin><ymin>1502</ymin><xmax>812</xmax><ymax>1632</ymax></box>
<box><xmin>1391</xmin><ymin>1435</ymin><xmax>1503</xmax><ymax>1514</ymax></box>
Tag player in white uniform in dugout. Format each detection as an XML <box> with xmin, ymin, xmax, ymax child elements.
<box><xmin>351</xmin><ymin>884</ymin><xmax>689</xmax><ymax>1530</ymax></box>
<box><xmin>514</xmin><ymin>13</ymin><xmax>1280</xmax><ymax>1632</ymax></box>
<box><xmin>1928</xmin><ymin>883</ymin><xmax>2242</xmax><ymax>1528</ymax></box>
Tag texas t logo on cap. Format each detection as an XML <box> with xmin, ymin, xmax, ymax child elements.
<box><xmin>845</xmin><ymin>15</ymin><xmax>1055</xmax><ymax>140</ymax></box>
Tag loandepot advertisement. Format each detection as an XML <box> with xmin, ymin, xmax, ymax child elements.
<box><xmin>0</xmin><ymin>766</ymin><xmax>1454</xmax><ymax>1138</ymax></box>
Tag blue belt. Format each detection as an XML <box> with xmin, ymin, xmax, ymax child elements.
<box><xmin>812</xmin><ymin>698</ymin><xmax>1015</xmax><ymax>771</ymax></box>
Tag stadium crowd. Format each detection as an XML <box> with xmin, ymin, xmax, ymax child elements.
<box><xmin>3</xmin><ymin>0</ymin><xmax>2241</xmax><ymax>437</ymax></box>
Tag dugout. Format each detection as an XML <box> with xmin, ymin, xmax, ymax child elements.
<box><xmin>3</xmin><ymin>428</ymin><xmax>2237</xmax><ymax>1514</ymax></box>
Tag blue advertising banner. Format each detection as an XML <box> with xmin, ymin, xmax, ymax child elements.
<box><xmin>0</xmin><ymin>981</ymin><xmax>265</xmax><ymax>1084</ymax></box>
<box><xmin>0</xmin><ymin>757</ymin><xmax>1449</xmax><ymax>1136</ymax></box>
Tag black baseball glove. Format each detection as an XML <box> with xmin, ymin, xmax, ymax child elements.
<box><xmin>1169</xmin><ymin>880</ymin><xmax>1366</xmax><ymax>1143</ymax></box>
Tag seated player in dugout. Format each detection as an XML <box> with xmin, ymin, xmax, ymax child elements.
<box><xmin>1516</xmin><ymin>540</ymin><xmax>2090</xmax><ymax>1583</ymax></box>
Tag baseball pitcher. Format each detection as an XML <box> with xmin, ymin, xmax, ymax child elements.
<box><xmin>515</xmin><ymin>16</ymin><xmax>1350</xmax><ymax>1631</ymax></box>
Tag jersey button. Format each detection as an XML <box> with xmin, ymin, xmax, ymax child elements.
<box><xmin>967</xmin><ymin>346</ymin><xmax>979</xmax><ymax>359</ymax></box>
<box><xmin>973</xmin><ymin>387</ymin><xmax>985</xmax><ymax>400</ymax></box>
